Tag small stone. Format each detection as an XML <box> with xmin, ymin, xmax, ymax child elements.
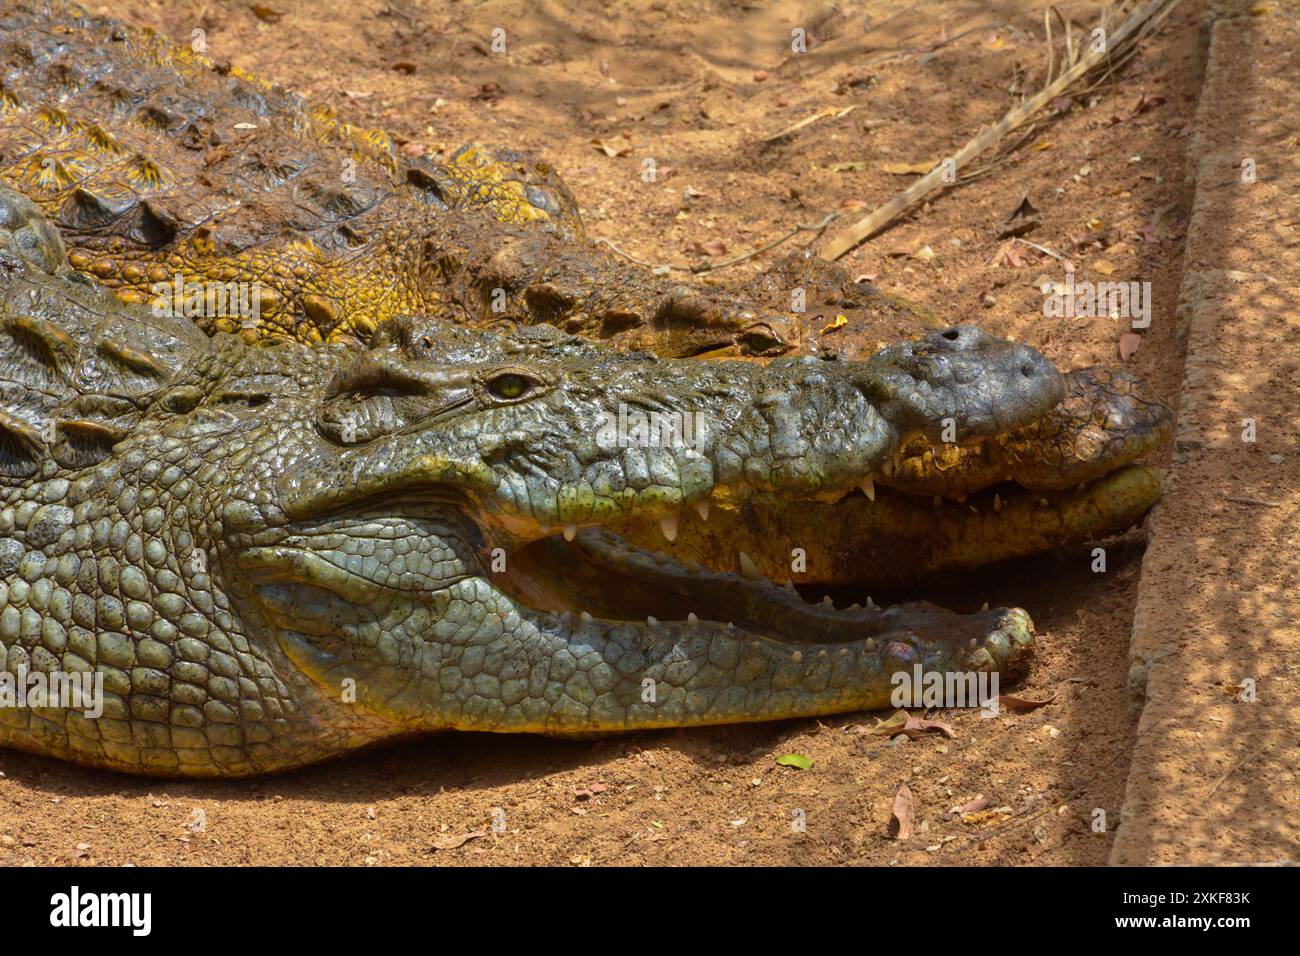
<box><xmin>981</xmin><ymin>293</ymin><xmax>997</xmax><ymax>308</ymax></box>
<box><xmin>752</xmin><ymin>70</ymin><xmax>769</xmax><ymax>82</ymax></box>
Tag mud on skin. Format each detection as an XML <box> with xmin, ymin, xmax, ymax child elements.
<box><xmin>0</xmin><ymin>184</ymin><xmax>1073</xmax><ymax>776</ymax></box>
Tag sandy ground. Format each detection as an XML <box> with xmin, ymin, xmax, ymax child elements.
<box><xmin>0</xmin><ymin>0</ymin><xmax>1255</xmax><ymax>865</ymax></box>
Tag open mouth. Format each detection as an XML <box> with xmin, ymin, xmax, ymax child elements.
<box><xmin>500</xmin><ymin>526</ymin><xmax>1038</xmax><ymax>681</ymax></box>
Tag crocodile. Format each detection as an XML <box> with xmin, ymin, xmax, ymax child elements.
<box><xmin>0</xmin><ymin>0</ymin><xmax>934</xmax><ymax>358</ymax></box>
<box><xmin>0</xmin><ymin>184</ymin><xmax>1070</xmax><ymax>776</ymax></box>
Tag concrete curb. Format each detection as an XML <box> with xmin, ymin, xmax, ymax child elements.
<box><xmin>1110</xmin><ymin>5</ymin><xmax>1300</xmax><ymax>864</ymax></box>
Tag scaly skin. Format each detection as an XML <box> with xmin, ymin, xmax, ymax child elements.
<box><xmin>0</xmin><ymin>186</ymin><xmax>1068</xmax><ymax>775</ymax></box>
<box><xmin>0</xmin><ymin>0</ymin><xmax>867</xmax><ymax>357</ymax></box>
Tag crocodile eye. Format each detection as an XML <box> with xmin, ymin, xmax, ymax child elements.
<box><xmin>480</xmin><ymin>367</ymin><xmax>547</xmax><ymax>404</ymax></box>
<box><xmin>489</xmin><ymin>373</ymin><xmax>529</xmax><ymax>398</ymax></box>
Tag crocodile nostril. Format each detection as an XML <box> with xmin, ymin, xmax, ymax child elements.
<box><xmin>942</xmin><ymin>329</ymin><xmax>960</xmax><ymax>341</ymax></box>
<box><xmin>1020</xmin><ymin>362</ymin><xmax>1035</xmax><ymax>377</ymax></box>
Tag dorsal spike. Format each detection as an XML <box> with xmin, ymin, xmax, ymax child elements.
<box><xmin>3</xmin><ymin>314</ymin><xmax>77</xmax><ymax>377</ymax></box>
<box><xmin>52</xmin><ymin>418</ymin><xmax>127</xmax><ymax>470</ymax></box>
<box><xmin>58</xmin><ymin>186</ymin><xmax>135</xmax><ymax>230</ymax></box>
<box><xmin>0</xmin><ymin>408</ymin><xmax>45</xmax><ymax>478</ymax></box>
<box><xmin>96</xmin><ymin>338</ymin><xmax>170</xmax><ymax>379</ymax></box>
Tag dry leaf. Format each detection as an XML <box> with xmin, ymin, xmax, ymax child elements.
<box><xmin>1118</xmin><ymin>333</ymin><xmax>1142</xmax><ymax>361</ymax></box>
<box><xmin>821</xmin><ymin>314</ymin><xmax>848</xmax><ymax>334</ymax></box>
<box><xmin>250</xmin><ymin>4</ymin><xmax>283</xmax><ymax>23</ymax></box>
<box><xmin>1033</xmin><ymin>140</ymin><xmax>1054</xmax><ymax>152</ymax></box>
<box><xmin>890</xmin><ymin>783</ymin><xmax>914</xmax><ymax>840</ymax></box>
<box><xmin>997</xmin><ymin>194</ymin><xmax>1041</xmax><ymax>239</ymax></box>
<box><xmin>1091</xmin><ymin>259</ymin><xmax>1118</xmax><ymax>276</ymax></box>
<box><xmin>996</xmin><ymin>693</ymin><xmax>1057</xmax><ymax>712</ymax></box>
<box><xmin>867</xmin><ymin>709</ymin><xmax>954</xmax><ymax>739</ymax></box>
<box><xmin>868</xmin><ymin>710</ymin><xmax>910</xmax><ymax>735</ymax></box>
<box><xmin>592</xmin><ymin>139</ymin><xmax>631</xmax><ymax>158</ymax></box>
<box><xmin>903</xmin><ymin>715</ymin><xmax>955</xmax><ymax>738</ymax></box>
<box><xmin>431</xmin><ymin>829</ymin><xmax>486</xmax><ymax>851</ymax></box>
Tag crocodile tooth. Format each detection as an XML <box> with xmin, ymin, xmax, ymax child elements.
<box><xmin>956</xmin><ymin>493</ymin><xmax>967</xmax><ymax>503</ymax></box>
<box><xmin>580</xmin><ymin>611</ymin><xmax>593</xmax><ymax>623</ymax></box>
<box><xmin>659</xmin><ymin>515</ymin><xmax>678</xmax><ymax>542</ymax></box>
<box><xmin>738</xmin><ymin>550</ymin><xmax>761</xmax><ymax>579</ymax></box>
<box><xmin>969</xmin><ymin>638</ymin><xmax>978</xmax><ymax>649</ymax></box>
<box><xmin>860</xmin><ymin>477</ymin><xmax>875</xmax><ymax>501</ymax></box>
<box><xmin>865</xmin><ymin>595</ymin><xmax>876</xmax><ymax>609</ymax></box>
<box><xmin>822</xmin><ymin>595</ymin><xmax>834</xmax><ymax>608</ymax></box>
<box><xmin>686</xmin><ymin>612</ymin><xmax>699</xmax><ymax>624</ymax></box>
<box><xmin>865</xmin><ymin>638</ymin><xmax>876</xmax><ymax>651</ymax></box>
<box><xmin>562</xmin><ymin>524</ymin><xmax>577</xmax><ymax>541</ymax></box>
<box><xmin>980</xmin><ymin>602</ymin><xmax>989</xmax><ymax>611</ymax></box>
<box><xmin>694</xmin><ymin>499</ymin><xmax>710</xmax><ymax>521</ymax></box>
<box><xmin>647</xmin><ymin>615</ymin><xmax>659</xmax><ymax>627</ymax></box>
<box><xmin>1039</xmin><ymin>498</ymin><xmax>1049</xmax><ymax>507</ymax></box>
<box><xmin>993</xmin><ymin>493</ymin><xmax>1003</xmax><ymax>513</ymax></box>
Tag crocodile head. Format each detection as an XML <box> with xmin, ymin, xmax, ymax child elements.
<box><xmin>0</xmin><ymin>262</ymin><xmax>1065</xmax><ymax>774</ymax></box>
<box><xmin>215</xmin><ymin>321</ymin><xmax>1059</xmax><ymax>757</ymax></box>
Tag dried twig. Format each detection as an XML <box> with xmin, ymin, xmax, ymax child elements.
<box><xmin>819</xmin><ymin>0</ymin><xmax>1182</xmax><ymax>260</ymax></box>
<box><xmin>762</xmin><ymin>106</ymin><xmax>858</xmax><ymax>144</ymax></box>
<box><xmin>1016</xmin><ymin>237</ymin><xmax>1067</xmax><ymax>259</ymax></box>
